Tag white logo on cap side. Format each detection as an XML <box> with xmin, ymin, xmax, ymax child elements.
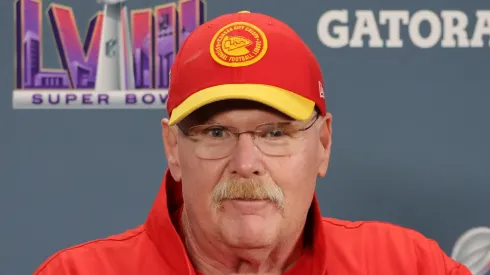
<box><xmin>319</xmin><ymin>81</ymin><xmax>325</xmax><ymax>98</ymax></box>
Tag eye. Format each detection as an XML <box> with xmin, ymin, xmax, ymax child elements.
<box><xmin>203</xmin><ymin>127</ymin><xmax>228</xmax><ymax>138</ymax></box>
<box><xmin>265</xmin><ymin>129</ymin><xmax>285</xmax><ymax>138</ymax></box>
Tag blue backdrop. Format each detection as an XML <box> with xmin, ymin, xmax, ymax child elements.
<box><xmin>1</xmin><ymin>0</ymin><xmax>489</xmax><ymax>274</ymax></box>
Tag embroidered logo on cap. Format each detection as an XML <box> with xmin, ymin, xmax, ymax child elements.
<box><xmin>319</xmin><ymin>81</ymin><xmax>325</xmax><ymax>98</ymax></box>
<box><xmin>210</xmin><ymin>22</ymin><xmax>268</xmax><ymax>67</ymax></box>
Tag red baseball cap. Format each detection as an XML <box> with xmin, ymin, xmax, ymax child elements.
<box><xmin>166</xmin><ymin>11</ymin><xmax>326</xmax><ymax>125</ymax></box>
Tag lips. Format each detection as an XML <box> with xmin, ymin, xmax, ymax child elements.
<box><xmin>225</xmin><ymin>199</ymin><xmax>272</xmax><ymax>214</ymax></box>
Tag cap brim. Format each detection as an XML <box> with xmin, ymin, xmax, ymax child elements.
<box><xmin>168</xmin><ymin>84</ymin><xmax>315</xmax><ymax>126</ymax></box>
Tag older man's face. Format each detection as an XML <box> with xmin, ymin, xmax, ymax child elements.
<box><xmin>163</xmin><ymin>100</ymin><xmax>332</xmax><ymax>249</ymax></box>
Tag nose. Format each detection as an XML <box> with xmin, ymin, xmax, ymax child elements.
<box><xmin>228</xmin><ymin>133</ymin><xmax>266</xmax><ymax>178</ymax></box>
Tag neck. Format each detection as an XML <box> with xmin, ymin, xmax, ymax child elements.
<box><xmin>181</xmin><ymin>210</ymin><xmax>305</xmax><ymax>275</ymax></box>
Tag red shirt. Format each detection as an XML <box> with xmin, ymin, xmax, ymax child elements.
<box><xmin>34</xmin><ymin>170</ymin><xmax>471</xmax><ymax>274</ymax></box>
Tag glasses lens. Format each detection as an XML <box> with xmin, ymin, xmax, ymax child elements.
<box><xmin>254</xmin><ymin>122</ymin><xmax>307</xmax><ymax>156</ymax></box>
<box><xmin>188</xmin><ymin>125</ymin><xmax>237</xmax><ymax>159</ymax></box>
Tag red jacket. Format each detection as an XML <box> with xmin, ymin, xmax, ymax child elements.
<box><xmin>35</xmin><ymin>170</ymin><xmax>471</xmax><ymax>274</ymax></box>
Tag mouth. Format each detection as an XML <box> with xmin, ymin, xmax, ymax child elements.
<box><xmin>230</xmin><ymin>198</ymin><xmax>269</xmax><ymax>201</ymax></box>
<box><xmin>223</xmin><ymin>199</ymin><xmax>272</xmax><ymax>214</ymax></box>
<box><xmin>230</xmin><ymin>199</ymin><xmax>270</xmax><ymax>203</ymax></box>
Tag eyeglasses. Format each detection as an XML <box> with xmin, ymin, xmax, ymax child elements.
<box><xmin>177</xmin><ymin>113</ymin><xmax>320</xmax><ymax>159</ymax></box>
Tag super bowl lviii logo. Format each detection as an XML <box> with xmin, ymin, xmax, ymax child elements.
<box><xmin>13</xmin><ymin>0</ymin><xmax>206</xmax><ymax>109</ymax></box>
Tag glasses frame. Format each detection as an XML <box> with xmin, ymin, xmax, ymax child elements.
<box><xmin>177</xmin><ymin>112</ymin><xmax>321</xmax><ymax>140</ymax></box>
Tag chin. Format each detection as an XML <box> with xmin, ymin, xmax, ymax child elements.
<box><xmin>219</xmin><ymin>215</ymin><xmax>280</xmax><ymax>249</ymax></box>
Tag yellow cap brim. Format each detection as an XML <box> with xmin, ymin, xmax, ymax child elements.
<box><xmin>168</xmin><ymin>84</ymin><xmax>315</xmax><ymax>126</ymax></box>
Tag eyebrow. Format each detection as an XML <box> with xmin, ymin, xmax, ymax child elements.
<box><xmin>201</xmin><ymin>119</ymin><xmax>219</xmax><ymax>125</ymax></box>
<box><xmin>182</xmin><ymin>111</ymin><xmax>316</xmax><ymax>130</ymax></box>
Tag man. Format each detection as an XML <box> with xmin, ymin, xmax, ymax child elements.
<box><xmin>34</xmin><ymin>11</ymin><xmax>471</xmax><ymax>275</ymax></box>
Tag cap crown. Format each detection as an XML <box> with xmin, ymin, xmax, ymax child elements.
<box><xmin>167</xmin><ymin>12</ymin><xmax>326</xmax><ymax>119</ymax></box>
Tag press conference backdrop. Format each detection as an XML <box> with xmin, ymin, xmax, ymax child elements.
<box><xmin>1</xmin><ymin>0</ymin><xmax>489</xmax><ymax>274</ymax></box>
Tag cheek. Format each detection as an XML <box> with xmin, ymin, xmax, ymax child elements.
<box><xmin>267</xmin><ymin>145</ymin><xmax>320</xmax><ymax>185</ymax></box>
<box><xmin>265</xmin><ymin>148</ymin><xmax>320</xmax><ymax>208</ymax></box>
<box><xmin>178</xmin><ymin>145</ymin><xmax>228</xmax><ymax>203</ymax></box>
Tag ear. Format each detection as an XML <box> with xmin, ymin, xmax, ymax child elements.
<box><xmin>161</xmin><ymin>118</ymin><xmax>182</xmax><ymax>181</ymax></box>
<box><xmin>317</xmin><ymin>112</ymin><xmax>332</xmax><ymax>177</ymax></box>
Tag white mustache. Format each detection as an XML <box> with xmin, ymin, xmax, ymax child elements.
<box><xmin>211</xmin><ymin>177</ymin><xmax>285</xmax><ymax>210</ymax></box>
